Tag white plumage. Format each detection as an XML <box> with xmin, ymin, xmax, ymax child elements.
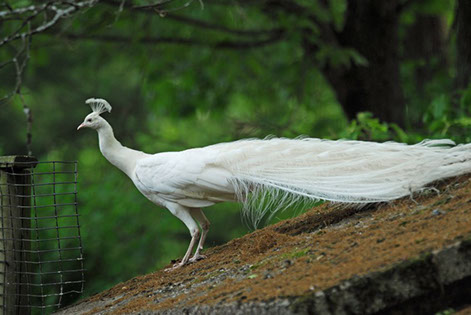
<box><xmin>77</xmin><ymin>99</ymin><xmax>471</xmax><ymax>269</ymax></box>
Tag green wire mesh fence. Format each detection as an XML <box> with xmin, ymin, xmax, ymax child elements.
<box><xmin>0</xmin><ymin>157</ymin><xmax>84</xmax><ymax>314</ymax></box>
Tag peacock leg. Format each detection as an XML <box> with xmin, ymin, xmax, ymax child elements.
<box><xmin>165</xmin><ymin>204</ymin><xmax>200</xmax><ymax>270</ymax></box>
<box><xmin>189</xmin><ymin>208</ymin><xmax>210</xmax><ymax>262</ymax></box>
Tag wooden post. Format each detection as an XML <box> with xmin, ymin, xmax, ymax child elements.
<box><xmin>0</xmin><ymin>156</ymin><xmax>37</xmax><ymax>315</ymax></box>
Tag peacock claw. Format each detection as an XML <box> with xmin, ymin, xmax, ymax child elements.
<box><xmin>189</xmin><ymin>254</ymin><xmax>207</xmax><ymax>263</ymax></box>
<box><xmin>164</xmin><ymin>261</ymin><xmax>186</xmax><ymax>272</ymax></box>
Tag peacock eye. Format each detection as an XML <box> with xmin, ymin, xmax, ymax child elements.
<box><xmin>87</xmin><ymin>118</ymin><xmax>92</xmax><ymax>122</ymax></box>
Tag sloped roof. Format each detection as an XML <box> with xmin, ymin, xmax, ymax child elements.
<box><xmin>56</xmin><ymin>175</ymin><xmax>471</xmax><ymax>314</ymax></box>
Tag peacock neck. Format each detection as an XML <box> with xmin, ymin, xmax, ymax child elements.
<box><xmin>97</xmin><ymin>121</ymin><xmax>146</xmax><ymax>178</ymax></box>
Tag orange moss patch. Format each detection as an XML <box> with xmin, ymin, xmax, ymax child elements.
<box><xmin>456</xmin><ymin>305</ymin><xmax>471</xmax><ymax>315</ymax></box>
<box><xmin>80</xmin><ymin>176</ymin><xmax>471</xmax><ymax>314</ymax></box>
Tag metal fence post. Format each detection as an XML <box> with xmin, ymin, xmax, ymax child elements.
<box><xmin>0</xmin><ymin>156</ymin><xmax>37</xmax><ymax>315</ymax></box>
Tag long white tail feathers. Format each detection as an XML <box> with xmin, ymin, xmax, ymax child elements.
<box><xmin>221</xmin><ymin>138</ymin><xmax>471</xmax><ymax>229</ymax></box>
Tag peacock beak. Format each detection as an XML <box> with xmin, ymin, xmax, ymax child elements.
<box><xmin>77</xmin><ymin>123</ymin><xmax>85</xmax><ymax>130</ymax></box>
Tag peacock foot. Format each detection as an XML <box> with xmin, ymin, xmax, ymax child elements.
<box><xmin>189</xmin><ymin>254</ymin><xmax>207</xmax><ymax>263</ymax></box>
<box><xmin>164</xmin><ymin>260</ymin><xmax>187</xmax><ymax>272</ymax></box>
<box><xmin>164</xmin><ymin>263</ymin><xmax>183</xmax><ymax>272</ymax></box>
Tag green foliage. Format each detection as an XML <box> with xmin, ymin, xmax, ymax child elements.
<box><xmin>340</xmin><ymin>112</ymin><xmax>411</xmax><ymax>143</ymax></box>
<box><xmin>315</xmin><ymin>45</ymin><xmax>368</xmax><ymax>69</ymax></box>
<box><xmin>435</xmin><ymin>308</ymin><xmax>456</xmax><ymax>315</ymax></box>
<box><xmin>329</xmin><ymin>0</ymin><xmax>347</xmax><ymax>31</ymax></box>
<box><xmin>422</xmin><ymin>85</ymin><xmax>471</xmax><ymax>143</ymax></box>
<box><xmin>340</xmin><ymin>83</ymin><xmax>471</xmax><ymax>145</ymax></box>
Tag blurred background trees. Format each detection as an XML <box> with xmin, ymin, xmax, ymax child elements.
<box><xmin>1</xmin><ymin>0</ymin><xmax>471</xmax><ymax>305</ymax></box>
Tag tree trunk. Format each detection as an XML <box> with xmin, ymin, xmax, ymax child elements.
<box><xmin>456</xmin><ymin>0</ymin><xmax>471</xmax><ymax>91</ymax></box>
<box><xmin>310</xmin><ymin>0</ymin><xmax>406</xmax><ymax>126</ymax></box>
<box><xmin>403</xmin><ymin>14</ymin><xmax>448</xmax><ymax>94</ymax></box>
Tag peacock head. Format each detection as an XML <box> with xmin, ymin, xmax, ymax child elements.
<box><xmin>77</xmin><ymin>98</ymin><xmax>112</xmax><ymax>131</ymax></box>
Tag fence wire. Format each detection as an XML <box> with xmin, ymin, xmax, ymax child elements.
<box><xmin>0</xmin><ymin>160</ymin><xmax>84</xmax><ymax>314</ymax></box>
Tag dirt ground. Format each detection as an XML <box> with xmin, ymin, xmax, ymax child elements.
<box><xmin>63</xmin><ymin>175</ymin><xmax>471</xmax><ymax>314</ymax></box>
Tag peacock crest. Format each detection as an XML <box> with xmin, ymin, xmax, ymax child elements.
<box><xmin>85</xmin><ymin>98</ymin><xmax>112</xmax><ymax>115</ymax></box>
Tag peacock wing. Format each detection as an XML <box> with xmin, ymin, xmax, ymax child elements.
<box><xmin>134</xmin><ymin>149</ymin><xmax>236</xmax><ymax>208</ymax></box>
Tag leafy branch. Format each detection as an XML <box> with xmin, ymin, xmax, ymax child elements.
<box><xmin>53</xmin><ymin>30</ymin><xmax>284</xmax><ymax>49</ymax></box>
<box><xmin>0</xmin><ymin>0</ymin><xmax>99</xmax><ymax>47</ymax></box>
